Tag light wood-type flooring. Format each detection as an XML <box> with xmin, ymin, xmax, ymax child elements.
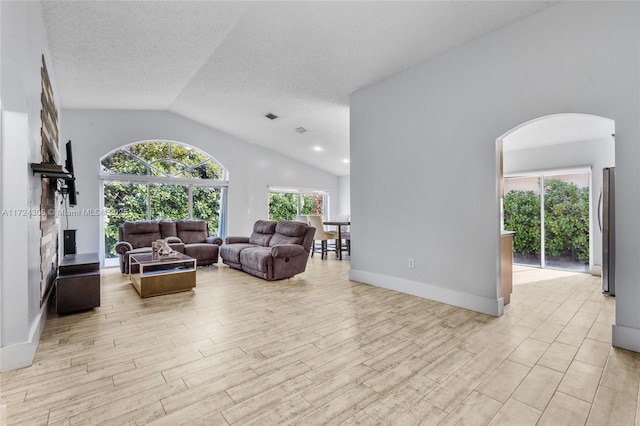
<box><xmin>1</xmin><ymin>257</ymin><xmax>637</xmax><ymax>425</ymax></box>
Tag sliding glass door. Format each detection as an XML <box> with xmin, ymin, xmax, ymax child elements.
<box><xmin>543</xmin><ymin>173</ymin><xmax>590</xmax><ymax>271</ymax></box>
<box><xmin>504</xmin><ymin>170</ymin><xmax>590</xmax><ymax>272</ymax></box>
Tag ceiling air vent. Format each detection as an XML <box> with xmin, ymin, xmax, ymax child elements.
<box><xmin>294</xmin><ymin>127</ymin><xmax>308</xmax><ymax>134</ymax></box>
<box><xmin>265</xmin><ymin>113</ymin><xmax>278</xmax><ymax>120</ymax></box>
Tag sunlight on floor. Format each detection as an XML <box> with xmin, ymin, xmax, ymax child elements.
<box><xmin>513</xmin><ymin>264</ymin><xmax>595</xmax><ymax>286</ymax></box>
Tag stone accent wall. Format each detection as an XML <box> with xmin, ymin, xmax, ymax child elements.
<box><xmin>40</xmin><ymin>55</ymin><xmax>59</xmax><ymax>302</ymax></box>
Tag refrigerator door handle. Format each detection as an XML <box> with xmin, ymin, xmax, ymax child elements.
<box><xmin>597</xmin><ymin>188</ymin><xmax>603</xmax><ymax>232</ymax></box>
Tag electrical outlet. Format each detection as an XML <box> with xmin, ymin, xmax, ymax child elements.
<box><xmin>408</xmin><ymin>258</ymin><xmax>414</xmax><ymax>268</ymax></box>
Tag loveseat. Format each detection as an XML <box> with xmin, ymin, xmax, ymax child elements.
<box><xmin>115</xmin><ymin>219</ymin><xmax>223</xmax><ymax>273</ymax></box>
<box><xmin>220</xmin><ymin>220</ymin><xmax>315</xmax><ymax>280</ymax></box>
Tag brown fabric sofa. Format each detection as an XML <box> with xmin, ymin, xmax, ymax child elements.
<box><xmin>115</xmin><ymin>219</ymin><xmax>223</xmax><ymax>273</ymax></box>
<box><xmin>220</xmin><ymin>220</ymin><xmax>315</xmax><ymax>280</ymax></box>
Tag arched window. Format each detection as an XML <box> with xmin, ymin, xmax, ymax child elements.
<box><xmin>100</xmin><ymin>141</ymin><xmax>228</xmax><ymax>263</ymax></box>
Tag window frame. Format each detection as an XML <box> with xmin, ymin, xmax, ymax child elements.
<box><xmin>268</xmin><ymin>186</ymin><xmax>330</xmax><ymax>221</ymax></box>
<box><xmin>503</xmin><ymin>166</ymin><xmax>592</xmax><ymax>271</ymax></box>
<box><xmin>99</xmin><ymin>140</ymin><xmax>229</xmax><ymax>266</ymax></box>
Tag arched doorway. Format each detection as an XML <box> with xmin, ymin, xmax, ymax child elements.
<box><xmin>497</xmin><ymin>114</ymin><xmax>615</xmax><ymax>284</ymax></box>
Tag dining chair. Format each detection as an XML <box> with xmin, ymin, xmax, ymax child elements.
<box><xmin>336</xmin><ymin>214</ymin><xmax>351</xmax><ymax>256</ymax></box>
<box><xmin>305</xmin><ymin>214</ymin><xmax>338</xmax><ymax>259</ymax></box>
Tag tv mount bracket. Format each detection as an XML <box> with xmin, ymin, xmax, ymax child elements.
<box><xmin>30</xmin><ymin>162</ymin><xmax>74</xmax><ymax>191</ymax></box>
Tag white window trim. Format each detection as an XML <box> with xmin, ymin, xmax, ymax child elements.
<box><xmin>99</xmin><ymin>141</ymin><xmax>229</xmax><ymax>267</ymax></box>
<box><xmin>503</xmin><ymin>166</ymin><xmax>592</xmax><ymax>270</ymax></box>
<box><xmin>267</xmin><ymin>186</ymin><xmax>330</xmax><ymax>220</ymax></box>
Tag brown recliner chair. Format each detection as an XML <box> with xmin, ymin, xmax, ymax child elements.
<box><xmin>175</xmin><ymin>220</ymin><xmax>222</xmax><ymax>266</ymax></box>
<box><xmin>220</xmin><ymin>220</ymin><xmax>315</xmax><ymax>280</ymax></box>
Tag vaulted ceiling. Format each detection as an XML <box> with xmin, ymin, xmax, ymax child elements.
<box><xmin>42</xmin><ymin>1</ymin><xmax>553</xmax><ymax>176</ymax></box>
<box><xmin>503</xmin><ymin>114</ymin><xmax>615</xmax><ymax>152</ymax></box>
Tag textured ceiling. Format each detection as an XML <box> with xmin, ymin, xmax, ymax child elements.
<box><xmin>42</xmin><ymin>1</ymin><xmax>553</xmax><ymax>176</ymax></box>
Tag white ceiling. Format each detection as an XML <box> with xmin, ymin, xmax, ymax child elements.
<box><xmin>41</xmin><ymin>1</ymin><xmax>553</xmax><ymax>176</ymax></box>
<box><xmin>503</xmin><ymin>114</ymin><xmax>615</xmax><ymax>152</ymax></box>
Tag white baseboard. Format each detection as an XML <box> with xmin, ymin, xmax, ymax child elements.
<box><xmin>349</xmin><ymin>269</ymin><xmax>502</xmax><ymax>316</ymax></box>
<box><xmin>612</xmin><ymin>324</ymin><xmax>640</xmax><ymax>353</ymax></box>
<box><xmin>0</xmin><ymin>302</ymin><xmax>48</xmax><ymax>372</ymax></box>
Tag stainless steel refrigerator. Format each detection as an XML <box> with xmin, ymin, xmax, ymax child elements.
<box><xmin>600</xmin><ymin>167</ymin><xmax>615</xmax><ymax>296</ymax></box>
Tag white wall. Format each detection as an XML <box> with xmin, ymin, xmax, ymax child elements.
<box><xmin>0</xmin><ymin>96</ymin><xmax>3</xmax><ymax>367</ymax></box>
<box><xmin>0</xmin><ymin>2</ymin><xmax>3</xmax><ymax>374</ymax></box>
<box><xmin>0</xmin><ymin>1</ymin><xmax>58</xmax><ymax>371</ymax></box>
<box><xmin>504</xmin><ymin>137</ymin><xmax>615</xmax><ymax>271</ymax></box>
<box><xmin>350</xmin><ymin>0</ymin><xmax>639</xmax><ymax>352</ymax></box>
<box><xmin>60</xmin><ymin>110</ymin><xmax>339</xmax><ymax>258</ymax></box>
<box><xmin>338</xmin><ymin>175</ymin><xmax>350</xmax><ymax>217</ymax></box>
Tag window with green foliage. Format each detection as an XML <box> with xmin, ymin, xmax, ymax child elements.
<box><xmin>101</xmin><ymin>141</ymin><xmax>228</xmax><ymax>260</ymax></box>
<box><xmin>269</xmin><ymin>193</ymin><xmax>298</xmax><ymax>221</ymax></box>
<box><xmin>301</xmin><ymin>194</ymin><xmax>324</xmax><ymax>215</ymax></box>
<box><xmin>268</xmin><ymin>189</ymin><xmax>327</xmax><ymax>221</ymax></box>
<box><xmin>504</xmin><ymin>172</ymin><xmax>589</xmax><ymax>271</ymax></box>
<box><xmin>543</xmin><ymin>177</ymin><xmax>590</xmax><ymax>265</ymax></box>
<box><xmin>101</xmin><ymin>141</ymin><xmax>224</xmax><ymax>179</ymax></box>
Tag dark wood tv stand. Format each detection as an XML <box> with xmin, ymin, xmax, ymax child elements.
<box><xmin>56</xmin><ymin>253</ymin><xmax>100</xmax><ymax>314</ymax></box>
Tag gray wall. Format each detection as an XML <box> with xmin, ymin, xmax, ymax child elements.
<box><xmin>338</xmin><ymin>175</ymin><xmax>351</xmax><ymax>217</ymax></box>
<box><xmin>350</xmin><ymin>0</ymin><xmax>639</xmax><ymax>356</ymax></box>
<box><xmin>0</xmin><ymin>1</ymin><xmax>58</xmax><ymax>370</ymax></box>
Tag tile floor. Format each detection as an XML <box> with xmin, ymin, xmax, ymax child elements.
<box><xmin>0</xmin><ymin>259</ymin><xmax>637</xmax><ymax>425</ymax></box>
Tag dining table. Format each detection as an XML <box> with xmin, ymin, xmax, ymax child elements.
<box><xmin>323</xmin><ymin>220</ymin><xmax>350</xmax><ymax>260</ymax></box>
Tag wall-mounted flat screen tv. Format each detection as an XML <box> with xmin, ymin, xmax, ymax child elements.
<box><xmin>65</xmin><ymin>140</ymin><xmax>77</xmax><ymax>206</ymax></box>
